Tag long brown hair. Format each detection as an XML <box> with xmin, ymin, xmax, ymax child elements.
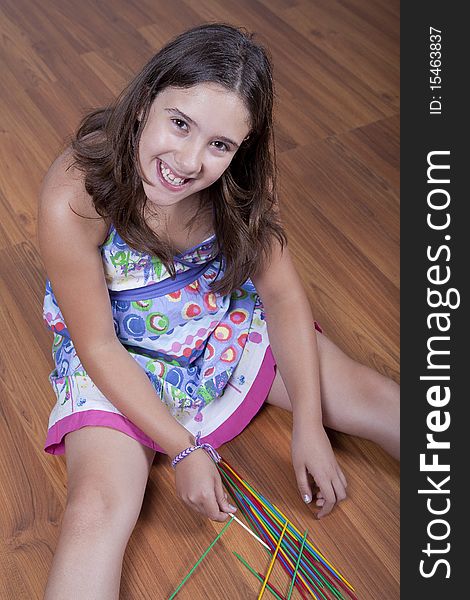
<box><xmin>69</xmin><ymin>22</ymin><xmax>286</xmax><ymax>295</ymax></box>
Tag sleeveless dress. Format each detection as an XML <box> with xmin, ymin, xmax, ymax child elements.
<box><xmin>42</xmin><ymin>224</ymin><xmax>323</xmax><ymax>455</ymax></box>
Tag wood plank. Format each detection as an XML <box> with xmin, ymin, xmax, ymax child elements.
<box><xmin>0</xmin><ymin>0</ymin><xmax>400</xmax><ymax>597</ymax></box>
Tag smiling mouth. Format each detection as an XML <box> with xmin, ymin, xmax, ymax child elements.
<box><xmin>157</xmin><ymin>159</ymin><xmax>191</xmax><ymax>188</ymax></box>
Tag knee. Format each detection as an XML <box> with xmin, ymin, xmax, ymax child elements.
<box><xmin>65</xmin><ymin>487</ymin><xmax>117</xmax><ymax>530</ymax></box>
<box><xmin>63</xmin><ymin>486</ymin><xmax>139</xmax><ymax>539</ymax></box>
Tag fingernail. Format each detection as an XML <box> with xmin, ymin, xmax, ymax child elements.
<box><xmin>303</xmin><ymin>494</ymin><xmax>312</xmax><ymax>504</ymax></box>
<box><xmin>229</xmin><ymin>504</ymin><xmax>237</xmax><ymax>511</ymax></box>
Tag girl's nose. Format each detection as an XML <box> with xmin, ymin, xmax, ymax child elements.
<box><xmin>174</xmin><ymin>141</ymin><xmax>203</xmax><ymax>178</ymax></box>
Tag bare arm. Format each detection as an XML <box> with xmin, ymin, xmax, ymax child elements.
<box><xmin>38</xmin><ymin>155</ymin><xmax>237</xmax><ymax>522</ymax></box>
<box><xmin>252</xmin><ymin>241</ymin><xmax>322</xmax><ymax>425</ymax></box>
<box><xmin>252</xmin><ymin>239</ymin><xmax>347</xmax><ymax>517</ymax></box>
<box><xmin>38</xmin><ymin>157</ymin><xmax>193</xmax><ymax>460</ymax></box>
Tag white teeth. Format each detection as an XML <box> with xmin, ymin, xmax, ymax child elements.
<box><xmin>159</xmin><ymin>161</ymin><xmax>186</xmax><ymax>186</ymax></box>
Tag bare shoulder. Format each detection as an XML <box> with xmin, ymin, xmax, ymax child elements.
<box><xmin>251</xmin><ymin>238</ymin><xmax>304</xmax><ymax>305</ymax></box>
<box><xmin>38</xmin><ymin>144</ymin><xmax>109</xmax><ymax>248</ymax></box>
<box><xmin>38</xmin><ymin>144</ymin><xmax>118</xmax><ymax>353</ymax></box>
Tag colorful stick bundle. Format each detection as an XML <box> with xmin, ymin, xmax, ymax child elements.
<box><xmin>168</xmin><ymin>457</ymin><xmax>357</xmax><ymax>599</ymax></box>
<box><xmin>218</xmin><ymin>459</ymin><xmax>357</xmax><ymax>600</ymax></box>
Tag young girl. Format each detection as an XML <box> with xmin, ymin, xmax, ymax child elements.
<box><xmin>39</xmin><ymin>23</ymin><xmax>399</xmax><ymax>598</ymax></box>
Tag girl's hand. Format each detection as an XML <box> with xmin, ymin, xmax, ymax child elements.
<box><xmin>291</xmin><ymin>420</ymin><xmax>347</xmax><ymax>519</ymax></box>
<box><xmin>174</xmin><ymin>450</ymin><xmax>237</xmax><ymax>522</ymax></box>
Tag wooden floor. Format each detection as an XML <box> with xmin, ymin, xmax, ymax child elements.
<box><xmin>0</xmin><ymin>0</ymin><xmax>399</xmax><ymax>598</ymax></box>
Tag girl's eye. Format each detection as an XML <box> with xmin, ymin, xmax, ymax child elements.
<box><xmin>211</xmin><ymin>140</ymin><xmax>229</xmax><ymax>152</ymax></box>
<box><xmin>171</xmin><ymin>118</ymin><xmax>188</xmax><ymax>130</ymax></box>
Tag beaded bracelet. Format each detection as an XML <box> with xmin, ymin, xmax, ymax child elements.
<box><xmin>171</xmin><ymin>431</ymin><xmax>221</xmax><ymax>469</ymax></box>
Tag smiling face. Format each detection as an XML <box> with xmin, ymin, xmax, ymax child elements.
<box><xmin>137</xmin><ymin>83</ymin><xmax>251</xmax><ymax>211</ymax></box>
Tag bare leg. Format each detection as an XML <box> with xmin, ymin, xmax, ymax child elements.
<box><xmin>267</xmin><ymin>331</ymin><xmax>400</xmax><ymax>460</ymax></box>
<box><xmin>43</xmin><ymin>427</ymin><xmax>156</xmax><ymax>600</ymax></box>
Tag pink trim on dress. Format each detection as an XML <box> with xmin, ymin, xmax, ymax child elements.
<box><xmin>198</xmin><ymin>346</ymin><xmax>276</xmax><ymax>449</ymax></box>
<box><xmin>44</xmin><ymin>410</ymin><xmax>166</xmax><ymax>455</ymax></box>
<box><xmin>43</xmin><ymin>347</ymin><xmax>276</xmax><ymax>456</ymax></box>
<box><xmin>43</xmin><ymin>321</ymin><xmax>323</xmax><ymax>456</ymax></box>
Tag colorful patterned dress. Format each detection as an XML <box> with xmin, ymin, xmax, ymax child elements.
<box><xmin>42</xmin><ymin>224</ymin><xmax>282</xmax><ymax>455</ymax></box>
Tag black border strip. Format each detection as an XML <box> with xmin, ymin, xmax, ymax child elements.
<box><xmin>401</xmin><ymin>4</ymin><xmax>467</xmax><ymax>597</ymax></box>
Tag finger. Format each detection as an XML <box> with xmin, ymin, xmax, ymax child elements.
<box><xmin>204</xmin><ymin>482</ymin><xmax>234</xmax><ymax>522</ymax></box>
<box><xmin>332</xmin><ymin>476</ymin><xmax>347</xmax><ymax>503</ymax></box>
<box><xmin>187</xmin><ymin>492</ymin><xmax>228</xmax><ymax>522</ymax></box>
<box><xmin>316</xmin><ymin>481</ymin><xmax>336</xmax><ymax>519</ymax></box>
<box><xmin>337</xmin><ymin>468</ymin><xmax>347</xmax><ymax>488</ymax></box>
<box><xmin>316</xmin><ymin>490</ymin><xmax>325</xmax><ymax>507</ymax></box>
<box><xmin>202</xmin><ymin>498</ymin><xmax>229</xmax><ymax>522</ymax></box>
<box><xmin>295</xmin><ymin>465</ymin><xmax>313</xmax><ymax>504</ymax></box>
<box><xmin>212</xmin><ymin>511</ymin><xmax>230</xmax><ymax>522</ymax></box>
<box><xmin>214</xmin><ymin>477</ymin><xmax>237</xmax><ymax>514</ymax></box>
